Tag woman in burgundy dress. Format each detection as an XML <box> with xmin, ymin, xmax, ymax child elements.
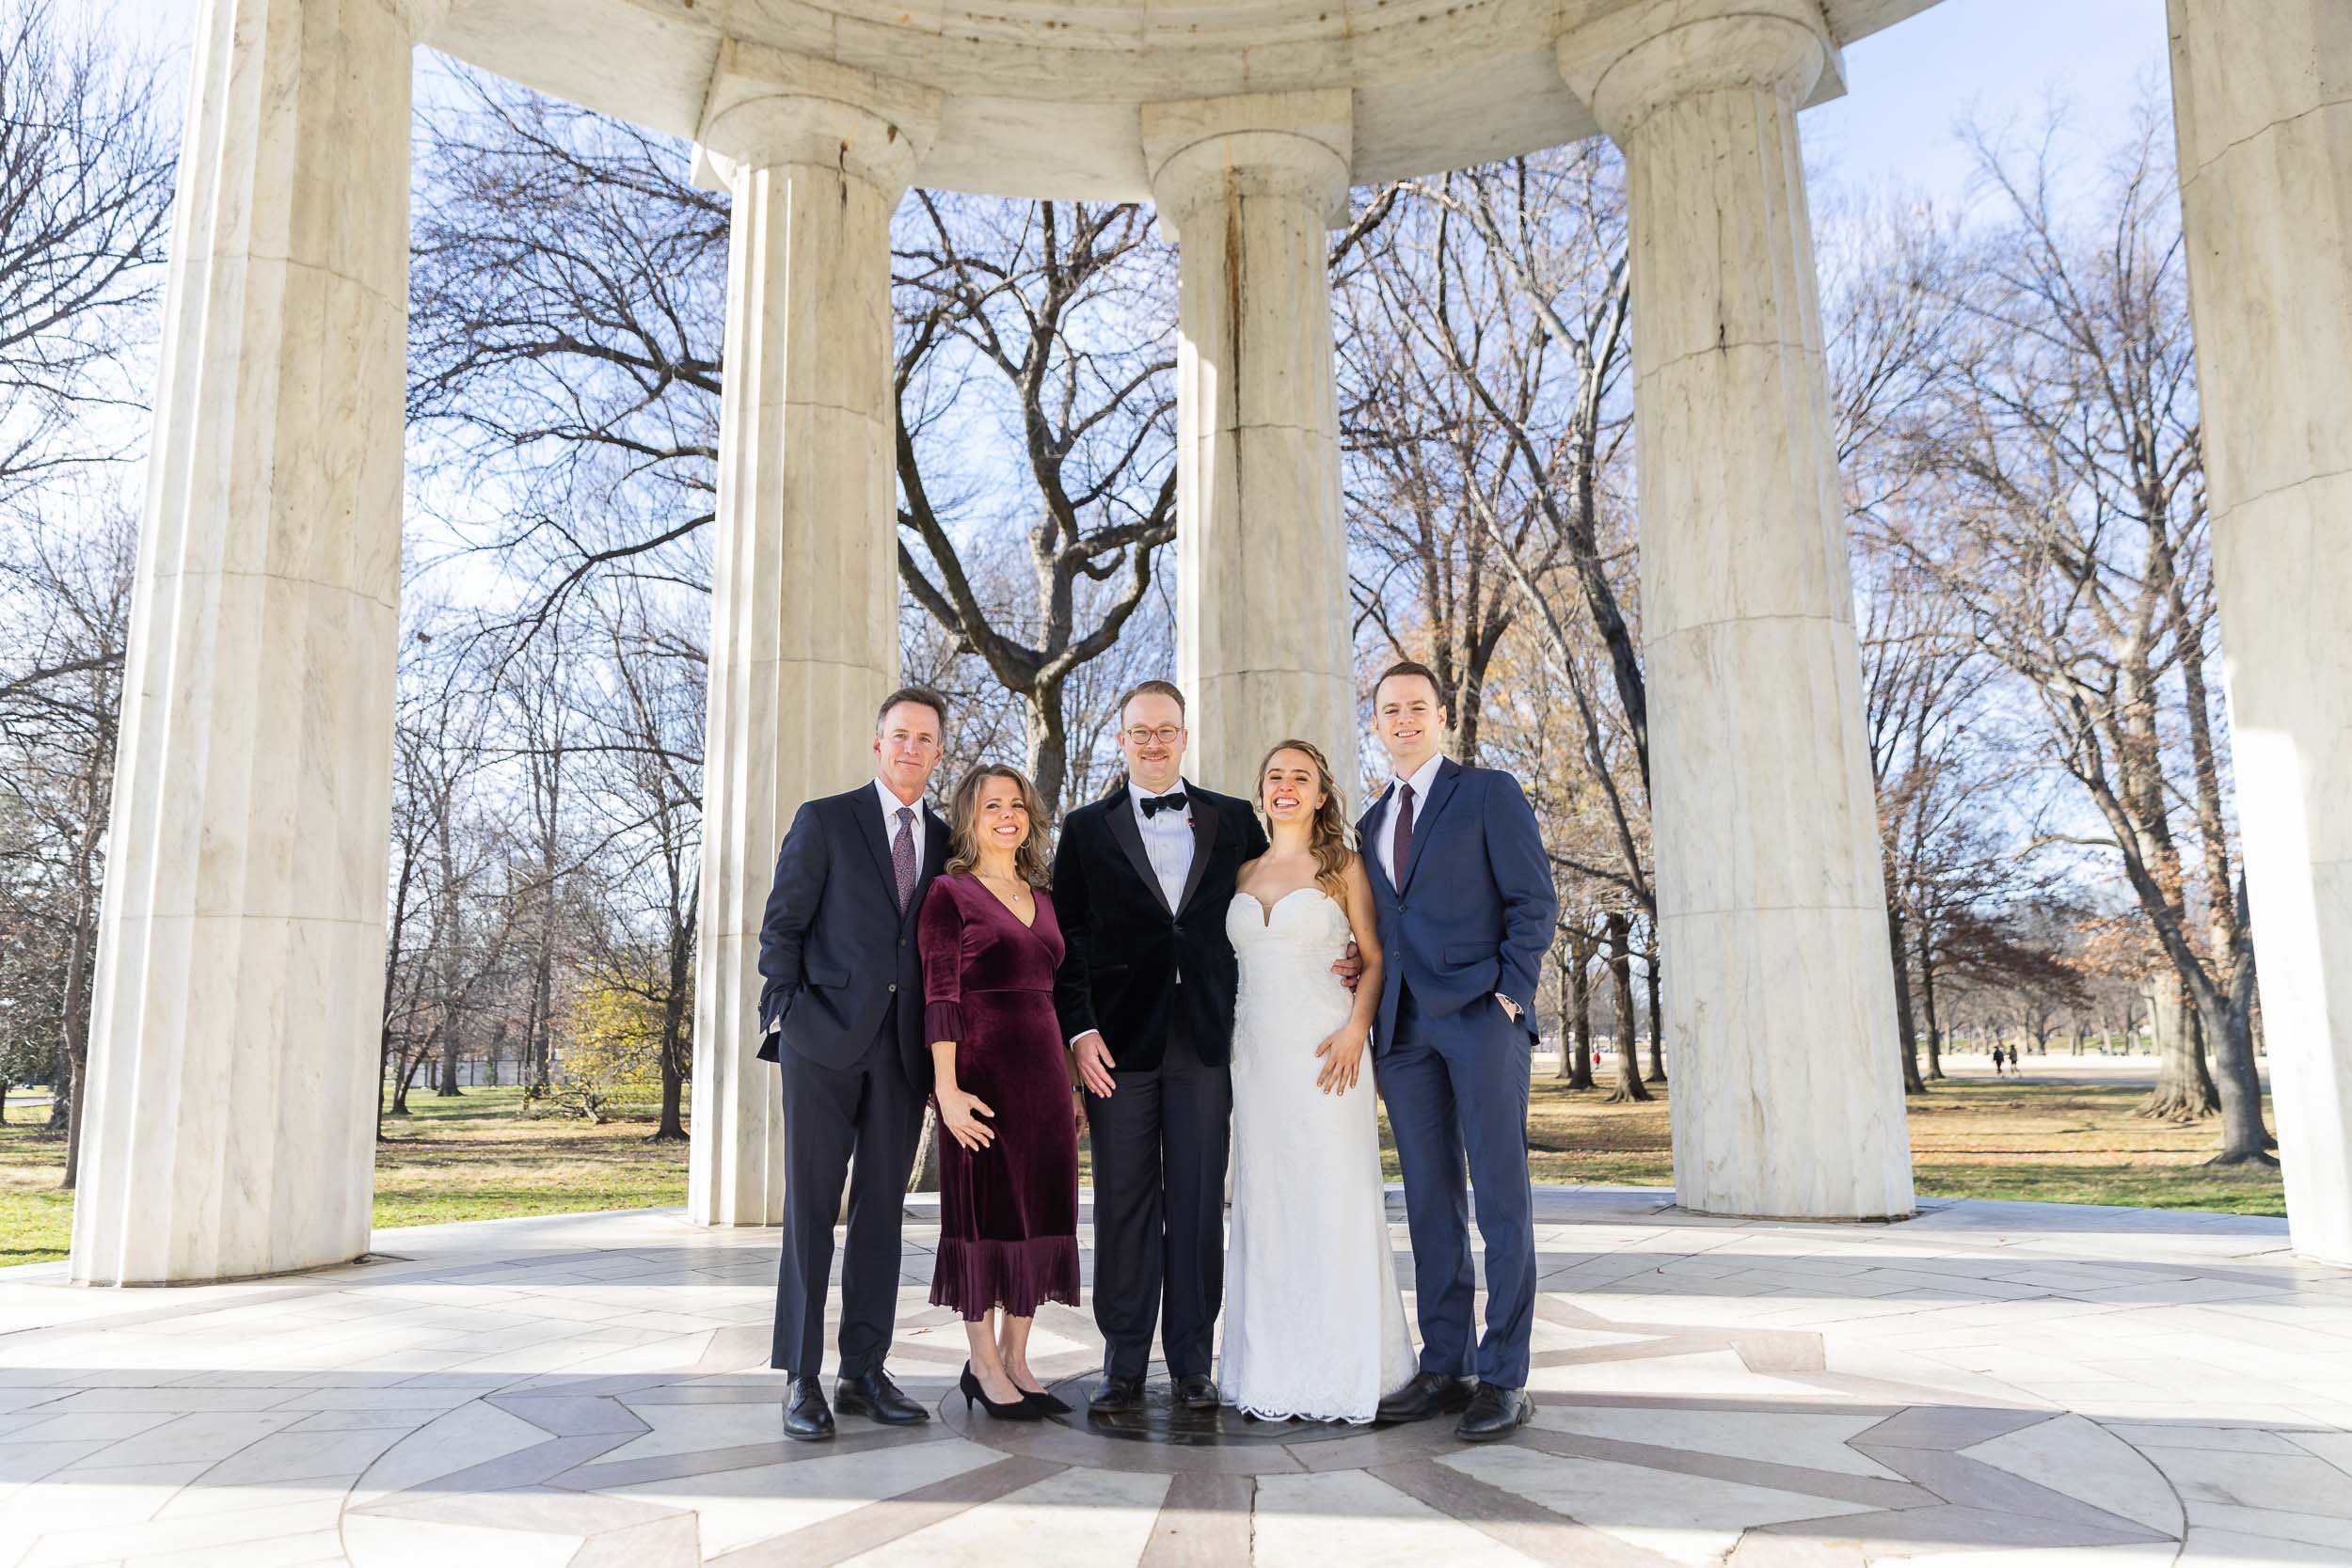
<box><xmin>919</xmin><ymin>763</ymin><xmax>1083</xmax><ymax>1418</ymax></box>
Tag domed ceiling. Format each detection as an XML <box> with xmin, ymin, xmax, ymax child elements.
<box><xmin>431</xmin><ymin>0</ymin><xmax>1945</xmax><ymax>198</ymax></box>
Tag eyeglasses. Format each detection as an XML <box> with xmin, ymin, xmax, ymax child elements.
<box><xmin>1123</xmin><ymin>725</ymin><xmax>1182</xmax><ymax>746</ymax></box>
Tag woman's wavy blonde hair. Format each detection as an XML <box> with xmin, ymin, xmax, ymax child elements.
<box><xmin>945</xmin><ymin>764</ymin><xmax>1054</xmax><ymax>886</ymax></box>
<box><xmin>1254</xmin><ymin>738</ymin><xmax>1352</xmax><ymax>901</ymax></box>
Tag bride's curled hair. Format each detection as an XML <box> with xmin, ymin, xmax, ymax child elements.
<box><xmin>1254</xmin><ymin>738</ymin><xmax>1352</xmax><ymax>902</ymax></box>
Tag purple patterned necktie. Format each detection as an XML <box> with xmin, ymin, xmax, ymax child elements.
<box><xmin>1391</xmin><ymin>782</ymin><xmax>1416</xmax><ymax>883</ymax></box>
<box><xmin>892</xmin><ymin>806</ymin><xmax>917</xmax><ymax>912</ymax></box>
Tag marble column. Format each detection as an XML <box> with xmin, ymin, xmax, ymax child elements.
<box><xmin>69</xmin><ymin>0</ymin><xmax>437</xmax><ymax>1286</ymax></box>
<box><xmin>686</xmin><ymin>46</ymin><xmax>939</xmax><ymax>1227</ymax></box>
<box><xmin>2169</xmin><ymin>0</ymin><xmax>2352</xmax><ymax>1264</ymax></box>
<box><xmin>1143</xmin><ymin>91</ymin><xmax>1359</xmax><ymax>799</ymax></box>
<box><xmin>1559</xmin><ymin>0</ymin><xmax>1913</xmax><ymax>1221</ymax></box>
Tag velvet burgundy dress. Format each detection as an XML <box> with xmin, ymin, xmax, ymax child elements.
<box><xmin>917</xmin><ymin>872</ymin><xmax>1081</xmax><ymax>1320</ymax></box>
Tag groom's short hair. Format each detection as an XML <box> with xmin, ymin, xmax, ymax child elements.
<box><xmin>1375</xmin><ymin>659</ymin><xmax>1448</xmax><ymax>714</ymax></box>
<box><xmin>1118</xmin><ymin>678</ymin><xmax>1187</xmax><ymax>719</ymax></box>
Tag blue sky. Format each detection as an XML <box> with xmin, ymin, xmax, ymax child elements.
<box><xmin>112</xmin><ymin>0</ymin><xmax>2171</xmax><ymax>213</ymax></box>
<box><xmin>1805</xmin><ymin>0</ymin><xmax>2170</xmax><ymax>203</ymax></box>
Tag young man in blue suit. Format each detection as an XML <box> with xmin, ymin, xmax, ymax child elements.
<box><xmin>1359</xmin><ymin>660</ymin><xmax>1558</xmax><ymax>1441</ymax></box>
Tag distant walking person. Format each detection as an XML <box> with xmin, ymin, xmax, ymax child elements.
<box><xmin>757</xmin><ymin>689</ymin><xmax>952</xmax><ymax>1442</ymax></box>
<box><xmin>920</xmin><ymin>764</ymin><xmax>1084</xmax><ymax>1421</ymax></box>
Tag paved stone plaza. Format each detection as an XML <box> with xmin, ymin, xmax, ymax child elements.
<box><xmin>5</xmin><ymin>1187</ymin><xmax>2351</xmax><ymax>1565</ymax></box>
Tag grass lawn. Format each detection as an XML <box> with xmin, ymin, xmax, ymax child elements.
<box><xmin>0</xmin><ymin>1086</ymin><xmax>687</xmax><ymax>1269</ymax></box>
<box><xmin>1487</xmin><ymin>1069</ymin><xmax>2285</xmax><ymax>1218</ymax></box>
<box><xmin>0</xmin><ymin>1069</ymin><xmax>2283</xmax><ymax>1269</ymax></box>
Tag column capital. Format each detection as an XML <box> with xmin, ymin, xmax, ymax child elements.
<box><xmin>389</xmin><ymin>0</ymin><xmax>452</xmax><ymax>38</ymax></box>
<box><xmin>1556</xmin><ymin>0</ymin><xmax>1843</xmax><ymax>142</ymax></box>
<box><xmin>1141</xmin><ymin>88</ymin><xmax>1353</xmax><ymax>233</ymax></box>
<box><xmin>693</xmin><ymin>40</ymin><xmax>943</xmax><ymax>195</ymax></box>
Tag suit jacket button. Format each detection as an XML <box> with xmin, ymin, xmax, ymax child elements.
<box><xmin>887</xmin><ymin>983</ymin><xmax>898</xmax><ymax>992</ymax></box>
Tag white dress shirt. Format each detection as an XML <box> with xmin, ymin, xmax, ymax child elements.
<box><xmin>874</xmin><ymin>776</ymin><xmax>927</xmax><ymax>863</ymax></box>
<box><xmin>1131</xmin><ymin>775</ymin><xmax>1196</xmax><ymax>911</ymax></box>
<box><xmin>1375</xmin><ymin>752</ymin><xmax>1446</xmax><ymax>885</ymax></box>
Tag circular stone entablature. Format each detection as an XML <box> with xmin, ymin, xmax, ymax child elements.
<box><xmin>430</xmin><ymin>0</ymin><xmax>1942</xmax><ymax>199</ymax></box>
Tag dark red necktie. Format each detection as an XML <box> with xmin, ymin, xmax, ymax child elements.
<box><xmin>1391</xmin><ymin>782</ymin><xmax>1416</xmax><ymax>882</ymax></box>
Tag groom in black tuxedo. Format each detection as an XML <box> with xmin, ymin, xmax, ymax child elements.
<box><xmin>1052</xmin><ymin>680</ymin><xmax>1266</xmax><ymax>1414</ymax></box>
<box><xmin>756</xmin><ymin>688</ymin><xmax>952</xmax><ymax>1441</ymax></box>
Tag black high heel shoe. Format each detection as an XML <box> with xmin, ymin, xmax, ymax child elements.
<box><xmin>1021</xmin><ymin>1386</ymin><xmax>1073</xmax><ymax>1415</ymax></box>
<box><xmin>960</xmin><ymin>1363</ymin><xmax>1042</xmax><ymax>1420</ymax></box>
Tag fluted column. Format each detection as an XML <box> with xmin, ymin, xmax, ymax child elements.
<box><xmin>2169</xmin><ymin>0</ymin><xmax>2352</xmax><ymax>1264</ymax></box>
<box><xmin>1559</xmin><ymin>0</ymin><xmax>1913</xmax><ymax>1221</ymax></box>
<box><xmin>687</xmin><ymin>46</ymin><xmax>939</xmax><ymax>1227</ymax></box>
<box><xmin>70</xmin><ymin>0</ymin><xmax>438</xmax><ymax>1285</ymax></box>
<box><xmin>1144</xmin><ymin>91</ymin><xmax>1359</xmax><ymax>798</ymax></box>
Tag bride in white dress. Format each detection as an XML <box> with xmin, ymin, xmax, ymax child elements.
<box><xmin>1220</xmin><ymin>739</ymin><xmax>1417</xmax><ymax>1422</ymax></box>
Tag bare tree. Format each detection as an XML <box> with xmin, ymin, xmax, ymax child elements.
<box><xmin>893</xmin><ymin>196</ymin><xmax>1179</xmax><ymax>816</ymax></box>
<box><xmin>1341</xmin><ymin>148</ymin><xmax>1646</xmax><ymax>882</ymax></box>
<box><xmin>0</xmin><ymin>498</ymin><xmax>133</xmax><ymax>1184</ymax></box>
<box><xmin>0</xmin><ymin>0</ymin><xmax>174</xmax><ymax>505</ymax></box>
<box><xmin>407</xmin><ymin>68</ymin><xmax>725</xmax><ymax>629</ymax></box>
<box><xmin>1914</xmin><ymin>107</ymin><xmax>2268</xmax><ymax>1164</ymax></box>
<box><xmin>573</xmin><ymin>588</ymin><xmax>704</xmax><ymax>1141</ymax></box>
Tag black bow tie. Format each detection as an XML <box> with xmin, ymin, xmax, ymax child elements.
<box><xmin>1139</xmin><ymin>790</ymin><xmax>1188</xmax><ymax>819</ymax></box>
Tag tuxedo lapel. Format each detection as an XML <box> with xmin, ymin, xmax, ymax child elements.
<box><xmin>1103</xmin><ymin>785</ymin><xmax>1173</xmax><ymax>915</ymax></box>
<box><xmin>1396</xmin><ymin>757</ymin><xmax>1463</xmax><ymax>894</ymax></box>
<box><xmin>1174</xmin><ymin>792</ymin><xmax>1221</xmax><ymax>915</ymax></box>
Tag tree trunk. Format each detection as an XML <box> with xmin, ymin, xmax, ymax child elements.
<box><xmin>652</xmin><ymin>936</ymin><xmax>691</xmax><ymax>1142</ymax></box>
<box><xmin>1566</xmin><ymin>927</ymin><xmax>1597</xmax><ymax>1087</ymax></box>
<box><xmin>1552</xmin><ymin>945</ymin><xmax>1576</xmax><ymax>1081</ymax></box>
<box><xmin>527</xmin><ymin>903</ymin><xmax>555</xmax><ymax>1098</ymax></box>
<box><xmin>2188</xmin><ymin>983</ymin><xmax>2273</xmax><ymax>1165</ymax></box>
<box><xmin>1027</xmin><ymin>683</ymin><xmax>1071</xmax><ymax>826</ymax></box>
<box><xmin>1642</xmin><ymin>930</ymin><xmax>1666</xmax><ymax>1084</ymax></box>
<box><xmin>1889</xmin><ymin>902</ymin><xmax>1926</xmax><ymax>1094</ymax></box>
<box><xmin>1567</xmin><ymin>929</ymin><xmax>1596</xmax><ymax>1091</ymax></box>
<box><xmin>1917</xmin><ymin>929</ymin><xmax>1946</xmax><ymax>1081</ymax></box>
<box><xmin>1602</xmin><ymin>912</ymin><xmax>1650</xmax><ymax>1104</ymax></box>
<box><xmin>437</xmin><ymin>1009</ymin><xmax>463</xmax><ymax>1096</ymax></box>
<box><xmin>54</xmin><ymin>805</ymin><xmax>102</xmax><ymax>1187</ymax></box>
<box><xmin>2139</xmin><ymin>976</ymin><xmax>2218</xmax><ymax>1121</ymax></box>
<box><xmin>390</xmin><ymin>1041</ymin><xmax>427</xmax><ymax>1117</ymax></box>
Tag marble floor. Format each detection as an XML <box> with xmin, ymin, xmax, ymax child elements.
<box><xmin>4</xmin><ymin>1188</ymin><xmax>2351</xmax><ymax>1566</ymax></box>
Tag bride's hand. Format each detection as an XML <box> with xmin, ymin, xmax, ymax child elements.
<box><xmin>1313</xmin><ymin>1023</ymin><xmax>1366</xmax><ymax>1096</ymax></box>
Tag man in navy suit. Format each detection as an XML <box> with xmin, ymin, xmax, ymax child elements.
<box><xmin>1359</xmin><ymin>660</ymin><xmax>1557</xmax><ymax>1441</ymax></box>
<box><xmin>756</xmin><ymin>688</ymin><xmax>952</xmax><ymax>1441</ymax></box>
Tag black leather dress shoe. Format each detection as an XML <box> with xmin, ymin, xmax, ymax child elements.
<box><xmin>1375</xmin><ymin>1370</ymin><xmax>1478</xmax><ymax>1423</ymax></box>
<box><xmin>782</xmin><ymin>1374</ymin><xmax>834</xmax><ymax>1442</ymax></box>
<box><xmin>834</xmin><ymin>1367</ymin><xmax>930</xmax><ymax>1425</ymax></box>
<box><xmin>1089</xmin><ymin>1374</ymin><xmax>1145</xmax><ymax>1415</ymax></box>
<box><xmin>1454</xmin><ymin>1382</ymin><xmax>1534</xmax><ymax>1441</ymax></box>
<box><xmin>1173</xmin><ymin>1373</ymin><xmax>1219</xmax><ymax>1410</ymax></box>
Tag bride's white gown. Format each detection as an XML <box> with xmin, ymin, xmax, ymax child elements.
<box><xmin>1219</xmin><ymin>887</ymin><xmax>1416</xmax><ymax>1421</ymax></box>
